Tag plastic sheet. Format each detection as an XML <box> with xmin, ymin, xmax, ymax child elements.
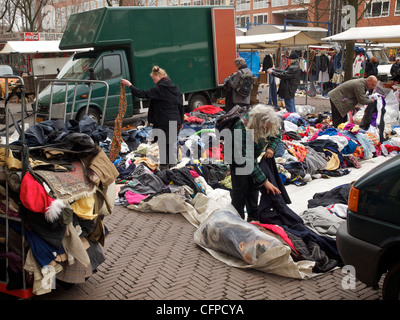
<box><xmin>194</xmin><ymin>209</ymin><xmax>315</xmax><ymax>279</ymax></box>
<box><xmin>296</xmin><ymin>105</ymin><xmax>315</xmax><ymax>117</ymax></box>
<box><xmin>194</xmin><ymin>209</ymin><xmax>283</xmax><ymax>264</ymax></box>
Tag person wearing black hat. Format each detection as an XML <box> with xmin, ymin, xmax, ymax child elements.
<box><xmin>267</xmin><ymin>51</ymin><xmax>300</xmax><ymax>113</ymax></box>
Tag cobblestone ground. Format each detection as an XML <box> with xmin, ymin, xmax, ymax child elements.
<box><xmin>32</xmin><ymin>204</ymin><xmax>383</xmax><ymax>301</ymax></box>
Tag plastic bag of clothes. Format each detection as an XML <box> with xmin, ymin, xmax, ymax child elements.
<box><xmin>194</xmin><ymin>209</ymin><xmax>282</xmax><ymax>264</ymax></box>
<box><xmin>295</xmin><ymin>105</ymin><xmax>315</xmax><ymax>117</ymax></box>
<box><xmin>194</xmin><ymin>209</ymin><xmax>315</xmax><ymax>279</ymax></box>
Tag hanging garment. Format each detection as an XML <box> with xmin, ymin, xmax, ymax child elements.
<box><xmin>109</xmin><ymin>84</ymin><xmax>127</xmax><ymax>162</ymax></box>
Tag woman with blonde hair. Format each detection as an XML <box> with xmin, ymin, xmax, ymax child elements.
<box><xmin>228</xmin><ymin>104</ymin><xmax>282</xmax><ymax>221</ymax></box>
<box><xmin>121</xmin><ymin>66</ymin><xmax>183</xmax><ymax>170</ymax></box>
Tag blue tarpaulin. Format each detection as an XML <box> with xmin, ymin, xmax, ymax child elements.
<box><xmin>239</xmin><ymin>51</ymin><xmax>260</xmax><ymax>77</ymax></box>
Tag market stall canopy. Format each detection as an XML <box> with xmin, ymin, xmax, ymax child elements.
<box><xmin>0</xmin><ymin>40</ymin><xmax>88</xmax><ymax>54</ymax></box>
<box><xmin>236</xmin><ymin>31</ymin><xmax>322</xmax><ymax>49</ymax></box>
<box><xmin>321</xmin><ymin>25</ymin><xmax>400</xmax><ymax>43</ymax></box>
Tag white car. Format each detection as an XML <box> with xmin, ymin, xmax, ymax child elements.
<box><xmin>366</xmin><ymin>49</ymin><xmax>392</xmax><ymax>80</ymax></box>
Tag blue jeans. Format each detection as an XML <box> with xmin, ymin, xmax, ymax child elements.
<box><xmin>284</xmin><ymin>98</ymin><xmax>296</xmax><ymax>113</ymax></box>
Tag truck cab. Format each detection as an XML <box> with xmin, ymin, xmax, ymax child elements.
<box><xmin>35</xmin><ymin>49</ymin><xmax>133</xmax><ymax>124</ymax></box>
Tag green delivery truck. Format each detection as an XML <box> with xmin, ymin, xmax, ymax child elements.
<box><xmin>34</xmin><ymin>6</ymin><xmax>237</xmax><ymax>124</ymax></box>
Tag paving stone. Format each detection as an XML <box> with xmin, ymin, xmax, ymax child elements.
<box><xmin>31</xmin><ymin>203</ymin><xmax>383</xmax><ymax>301</ymax></box>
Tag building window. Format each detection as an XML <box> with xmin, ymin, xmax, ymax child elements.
<box><xmin>271</xmin><ymin>0</ymin><xmax>289</xmax><ymax>7</ymax></box>
<box><xmin>193</xmin><ymin>0</ymin><xmax>203</xmax><ymax>5</ymax></box>
<box><xmin>206</xmin><ymin>0</ymin><xmax>220</xmax><ymax>4</ymax></box>
<box><xmin>396</xmin><ymin>0</ymin><xmax>400</xmax><ymax>14</ymax></box>
<box><xmin>365</xmin><ymin>1</ymin><xmax>390</xmax><ymax>18</ymax></box>
<box><xmin>253</xmin><ymin>13</ymin><xmax>268</xmax><ymax>24</ymax></box>
<box><xmin>236</xmin><ymin>15</ymin><xmax>250</xmax><ymax>27</ymax></box>
<box><xmin>158</xmin><ymin>0</ymin><xmax>167</xmax><ymax>6</ymax></box>
<box><xmin>253</xmin><ymin>0</ymin><xmax>268</xmax><ymax>9</ymax></box>
<box><xmin>181</xmin><ymin>0</ymin><xmax>191</xmax><ymax>4</ymax></box>
<box><xmin>236</xmin><ymin>0</ymin><xmax>250</xmax><ymax>11</ymax></box>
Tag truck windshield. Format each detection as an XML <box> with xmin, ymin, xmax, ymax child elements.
<box><xmin>57</xmin><ymin>56</ymin><xmax>96</xmax><ymax>80</ymax></box>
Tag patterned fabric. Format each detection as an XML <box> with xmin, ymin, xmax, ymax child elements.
<box><xmin>109</xmin><ymin>84</ymin><xmax>127</xmax><ymax>162</ymax></box>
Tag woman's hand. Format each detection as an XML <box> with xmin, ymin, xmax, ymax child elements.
<box><xmin>121</xmin><ymin>78</ymin><xmax>132</xmax><ymax>87</ymax></box>
<box><xmin>264</xmin><ymin>148</ymin><xmax>275</xmax><ymax>159</ymax></box>
<box><xmin>264</xmin><ymin>180</ymin><xmax>281</xmax><ymax>195</ymax></box>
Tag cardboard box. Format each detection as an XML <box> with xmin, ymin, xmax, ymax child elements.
<box><xmin>258</xmin><ymin>72</ymin><xmax>268</xmax><ymax>84</ymax></box>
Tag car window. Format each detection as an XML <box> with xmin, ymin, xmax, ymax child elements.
<box><xmin>93</xmin><ymin>55</ymin><xmax>122</xmax><ymax>80</ymax></box>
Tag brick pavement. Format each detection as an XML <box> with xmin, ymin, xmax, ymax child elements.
<box><xmin>32</xmin><ymin>203</ymin><xmax>383</xmax><ymax>301</ymax></box>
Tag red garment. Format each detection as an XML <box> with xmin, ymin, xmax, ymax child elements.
<box><xmin>185</xmin><ymin>116</ymin><xmax>204</xmax><ymax>124</ymax></box>
<box><xmin>20</xmin><ymin>172</ymin><xmax>54</xmax><ymax>214</ymax></box>
<box><xmin>206</xmin><ymin>145</ymin><xmax>224</xmax><ymax>160</ymax></box>
<box><xmin>384</xmin><ymin>144</ymin><xmax>400</xmax><ymax>153</ymax></box>
<box><xmin>189</xmin><ymin>170</ymin><xmax>200</xmax><ymax>179</ymax></box>
<box><xmin>192</xmin><ymin>105</ymin><xmax>223</xmax><ymax>114</ymax></box>
<box><xmin>251</xmin><ymin>222</ymin><xmax>299</xmax><ymax>254</ymax></box>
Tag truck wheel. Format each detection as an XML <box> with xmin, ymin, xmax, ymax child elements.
<box><xmin>188</xmin><ymin>93</ymin><xmax>209</xmax><ymax>112</ymax></box>
<box><xmin>382</xmin><ymin>260</ymin><xmax>400</xmax><ymax>300</ymax></box>
<box><xmin>77</xmin><ymin>106</ymin><xmax>101</xmax><ymax>125</ymax></box>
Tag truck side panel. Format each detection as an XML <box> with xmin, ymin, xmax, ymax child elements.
<box><xmin>59</xmin><ymin>6</ymin><xmax>235</xmax><ymax>94</ymax></box>
<box><xmin>211</xmin><ymin>7</ymin><xmax>237</xmax><ymax>86</ymax></box>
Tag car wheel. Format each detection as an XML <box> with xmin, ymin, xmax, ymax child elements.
<box><xmin>382</xmin><ymin>260</ymin><xmax>400</xmax><ymax>300</ymax></box>
<box><xmin>77</xmin><ymin>106</ymin><xmax>101</xmax><ymax>125</ymax></box>
<box><xmin>188</xmin><ymin>93</ymin><xmax>209</xmax><ymax>112</ymax></box>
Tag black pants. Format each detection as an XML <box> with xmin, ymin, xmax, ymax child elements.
<box><xmin>330</xmin><ymin>99</ymin><xmax>347</xmax><ymax>128</ymax></box>
<box><xmin>230</xmin><ymin>164</ymin><xmax>259</xmax><ymax>220</ymax></box>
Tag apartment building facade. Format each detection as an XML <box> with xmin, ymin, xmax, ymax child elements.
<box><xmin>34</xmin><ymin>0</ymin><xmax>400</xmax><ymax>34</ymax></box>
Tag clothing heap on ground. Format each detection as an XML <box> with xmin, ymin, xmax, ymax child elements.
<box><xmin>107</xmin><ymin>98</ymin><xmax>399</xmax><ymax>279</ymax></box>
<box><xmin>0</xmin><ymin>115</ymin><xmax>118</xmax><ymax>295</ymax></box>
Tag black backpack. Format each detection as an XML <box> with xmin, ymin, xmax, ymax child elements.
<box><xmin>215</xmin><ymin>105</ymin><xmax>247</xmax><ymax>131</ymax></box>
<box><xmin>235</xmin><ymin>70</ymin><xmax>253</xmax><ymax>97</ymax></box>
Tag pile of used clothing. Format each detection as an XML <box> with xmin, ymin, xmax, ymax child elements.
<box><xmin>109</xmin><ymin>98</ymin><xmax>400</xmax><ymax>279</ymax></box>
<box><xmin>1</xmin><ymin>115</ymin><xmax>118</xmax><ymax>295</ymax></box>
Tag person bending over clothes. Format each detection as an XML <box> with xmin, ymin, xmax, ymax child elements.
<box><xmin>328</xmin><ymin>75</ymin><xmax>378</xmax><ymax>128</ymax></box>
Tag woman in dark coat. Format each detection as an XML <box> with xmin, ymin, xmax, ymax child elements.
<box><xmin>121</xmin><ymin>66</ymin><xmax>184</xmax><ymax>169</ymax></box>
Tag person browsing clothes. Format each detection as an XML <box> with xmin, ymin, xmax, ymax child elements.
<box><xmin>227</xmin><ymin>104</ymin><xmax>282</xmax><ymax>222</ymax></box>
<box><xmin>267</xmin><ymin>52</ymin><xmax>300</xmax><ymax>113</ymax></box>
<box><xmin>121</xmin><ymin>66</ymin><xmax>183</xmax><ymax>170</ymax></box>
<box><xmin>328</xmin><ymin>75</ymin><xmax>378</xmax><ymax>128</ymax></box>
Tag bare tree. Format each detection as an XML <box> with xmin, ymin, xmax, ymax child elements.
<box><xmin>0</xmin><ymin>0</ymin><xmax>19</xmax><ymax>32</ymax></box>
<box><xmin>12</xmin><ymin>0</ymin><xmax>52</xmax><ymax>32</ymax></box>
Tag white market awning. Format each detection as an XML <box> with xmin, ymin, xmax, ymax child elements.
<box><xmin>0</xmin><ymin>40</ymin><xmax>87</xmax><ymax>54</ymax></box>
<box><xmin>322</xmin><ymin>25</ymin><xmax>400</xmax><ymax>43</ymax></box>
<box><xmin>236</xmin><ymin>31</ymin><xmax>322</xmax><ymax>49</ymax></box>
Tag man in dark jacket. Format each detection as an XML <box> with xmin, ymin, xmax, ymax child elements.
<box><xmin>121</xmin><ymin>66</ymin><xmax>183</xmax><ymax>169</ymax></box>
<box><xmin>267</xmin><ymin>52</ymin><xmax>300</xmax><ymax>113</ymax></box>
<box><xmin>390</xmin><ymin>56</ymin><xmax>400</xmax><ymax>81</ymax></box>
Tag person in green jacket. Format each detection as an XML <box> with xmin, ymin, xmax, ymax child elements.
<box><xmin>227</xmin><ymin>104</ymin><xmax>282</xmax><ymax>221</ymax></box>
